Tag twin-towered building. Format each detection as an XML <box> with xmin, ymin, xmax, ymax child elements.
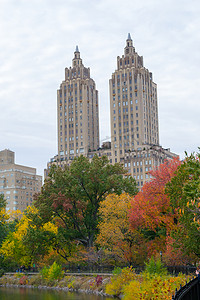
<box><xmin>1</xmin><ymin>33</ymin><xmax>176</xmax><ymax>213</ymax></box>
<box><xmin>46</xmin><ymin>34</ymin><xmax>177</xmax><ymax>189</ymax></box>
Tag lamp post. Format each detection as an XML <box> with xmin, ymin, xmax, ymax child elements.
<box><xmin>160</xmin><ymin>251</ymin><xmax>162</xmax><ymax>262</ymax></box>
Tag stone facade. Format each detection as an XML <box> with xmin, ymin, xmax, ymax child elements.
<box><xmin>57</xmin><ymin>46</ymin><xmax>99</xmax><ymax>163</ymax></box>
<box><xmin>110</xmin><ymin>33</ymin><xmax>159</xmax><ymax>164</ymax></box>
<box><xmin>0</xmin><ymin>149</ymin><xmax>42</xmax><ymax>212</ymax></box>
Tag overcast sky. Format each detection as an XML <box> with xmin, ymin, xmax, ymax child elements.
<box><xmin>0</xmin><ymin>0</ymin><xmax>200</xmax><ymax>177</ymax></box>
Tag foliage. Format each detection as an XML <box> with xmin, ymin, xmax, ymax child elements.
<box><xmin>40</xmin><ymin>262</ymin><xmax>64</xmax><ymax>281</ymax></box>
<box><xmin>95</xmin><ymin>275</ymin><xmax>103</xmax><ymax>286</ymax></box>
<box><xmin>164</xmin><ymin>235</ymin><xmax>196</xmax><ymax>266</ymax></box>
<box><xmin>144</xmin><ymin>257</ymin><xmax>167</xmax><ymax>276</ymax></box>
<box><xmin>0</xmin><ymin>195</ymin><xmax>9</xmax><ymax>246</ymax></box>
<box><xmin>97</xmin><ymin>193</ymin><xmax>145</xmax><ymax>265</ymax></box>
<box><xmin>106</xmin><ymin>263</ymin><xmax>187</xmax><ymax>300</ymax></box>
<box><xmin>123</xmin><ymin>273</ymin><xmax>187</xmax><ymax>300</ymax></box>
<box><xmin>166</xmin><ymin>151</ymin><xmax>200</xmax><ymax>259</ymax></box>
<box><xmin>0</xmin><ymin>268</ymin><xmax>4</xmax><ymax>277</ymax></box>
<box><xmin>129</xmin><ymin>158</ymin><xmax>181</xmax><ymax>258</ymax></box>
<box><xmin>105</xmin><ymin>266</ymin><xmax>137</xmax><ymax>296</ymax></box>
<box><xmin>0</xmin><ymin>206</ymin><xmax>60</xmax><ymax>266</ymax></box>
<box><xmin>34</xmin><ymin>155</ymin><xmax>138</xmax><ymax>253</ymax></box>
<box><xmin>19</xmin><ymin>275</ymin><xmax>28</xmax><ymax>285</ymax></box>
<box><xmin>112</xmin><ymin>266</ymin><xmax>122</xmax><ymax>276</ymax></box>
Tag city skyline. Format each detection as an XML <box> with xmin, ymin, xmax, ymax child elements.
<box><xmin>0</xmin><ymin>0</ymin><xmax>200</xmax><ymax>176</ymax></box>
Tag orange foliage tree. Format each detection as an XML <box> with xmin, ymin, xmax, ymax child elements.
<box><xmin>96</xmin><ymin>193</ymin><xmax>146</xmax><ymax>266</ymax></box>
<box><xmin>129</xmin><ymin>157</ymin><xmax>181</xmax><ymax>258</ymax></box>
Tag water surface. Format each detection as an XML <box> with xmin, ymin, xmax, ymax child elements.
<box><xmin>0</xmin><ymin>287</ymin><xmax>110</xmax><ymax>300</ymax></box>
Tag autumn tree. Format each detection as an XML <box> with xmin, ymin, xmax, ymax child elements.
<box><xmin>34</xmin><ymin>155</ymin><xmax>138</xmax><ymax>251</ymax></box>
<box><xmin>0</xmin><ymin>207</ymin><xmax>60</xmax><ymax>267</ymax></box>
<box><xmin>166</xmin><ymin>151</ymin><xmax>200</xmax><ymax>259</ymax></box>
<box><xmin>129</xmin><ymin>157</ymin><xmax>181</xmax><ymax>257</ymax></box>
<box><xmin>96</xmin><ymin>193</ymin><xmax>146</xmax><ymax>266</ymax></box>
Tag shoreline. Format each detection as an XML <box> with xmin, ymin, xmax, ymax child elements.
<box><xmin>0</xmin><ymin>275</ymin><xmax>116</xmax><ymax>298</ymax></box>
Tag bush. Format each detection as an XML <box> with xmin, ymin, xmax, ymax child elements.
<box><xmin>95</xmin><ymin>275</ymin><xmax>103</xmax><ymax>287</ymax></box>
<box><xmin>112</xmin><ymin>266</ymin><xmax>122</xmax><ymax>276</ymax></box>
<box><xmin>106</xmin><ymin>266</ymin><xmax>137</xmax><ymax>296</ymax></box>
<box><xmin>48</xmin><ymin>262</ymin><xmax>64</xmax><ymax>280</ymax></box>
<box><xmin>40</xmin><ymin>262</ymin><xmax>64</xmax><ymax>281</ymax></box>
<box><xmin>40</xmin><ymin>266</ymin><xmax>49</xmax><ymax>280</ymax></box>
<box><xmin>144</xmin><ymin>257</ymin><xmax>168</xmax><ymax>276</ymax></box>
<box><xmin>19</xmin><ymin>275</ymin><xmax>28</xmax><ymax>285</ymax></box>
<box><xmin>123</xmin><ymin>273</ymin><xmax>187</xmax><ymax>300</ymax></box>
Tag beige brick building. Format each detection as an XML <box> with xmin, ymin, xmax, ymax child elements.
<box><xmin>110</xmin><ymin>33</ymin><xmax>159</xmax><ymax>164</ymax></box>
<box><xmin>123</xmin><ymin>145</ymin><xmax>178</xmax><ymax>188</ymax></box>
<box><xmin>0</xmin><ymin>149</ymin><xmax>42</xmax><ymax>212</ymax></box>
<box><xmin>57</xmin><ymin>46</ymin><xmax>99</xmax><ymax>163</ymax></box>
<box><xmin>109</xmin><ymin>34</ymin><xmax>178</xmax><ymax>189</ymax></box>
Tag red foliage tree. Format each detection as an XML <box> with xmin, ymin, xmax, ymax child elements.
<box><xmin>129</xmin><ymin>157</ymin><xmax>181</xmax><ymax>256</ymax></box>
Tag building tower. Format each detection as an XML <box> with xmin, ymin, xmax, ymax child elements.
<box><xmin>57</xmin><ymin>46</ymin><xmax>99</xmax><ymax>163</ymax></box>
<box><xmin>110</xmin><ymin>33</ymin><xmax>159</xmax><ymax>163</ymax></box>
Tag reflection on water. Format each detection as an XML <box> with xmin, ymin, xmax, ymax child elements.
<box><xmin>0</xmin><ymin>287</ymin><xmax>110</xmax><ymax>300</ymax></box>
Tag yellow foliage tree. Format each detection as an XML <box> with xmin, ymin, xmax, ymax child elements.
<box><xmin>0</xmin><ymin>206</ymin><xmax>58</xmax><ymax>266</ymax></box>
<box><xmin>96</xmin><ymin>193</ymin><xmax>146</xmax><ymax>265</ymax></box>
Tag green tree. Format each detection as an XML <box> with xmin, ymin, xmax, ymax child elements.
<box><xmin>0</xmin><ymin>195</ymin><xmax>9</xmax><ymax>246</ymax></box>
<box><xmin>34</xmin><ymin>155</ymin><xmax>138</xmax><ymax>250</ymax></box>
<box><xmin>166</xmin><ymin>151</ymin><xmax>200</xmax><ymax>259</ymax></box>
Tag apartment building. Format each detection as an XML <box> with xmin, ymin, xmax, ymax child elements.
<box><xmin>0</xmin><ymin>149</ymin><xmax>42</xmax><ymax>212</ymax></box>
<box><xmin>46</xmin><ymin>35</ymin><xmax>178</xmax><ymax>189</ymax></box>
<box><xmin>57</xmin><ymin>46</ymin><xmax>99</xmax><ymax>163</ymax></box>
<box><xmin>110</xmin><ymin>33</ymin><xmax>159</xmax><ymax>163</ymax></box>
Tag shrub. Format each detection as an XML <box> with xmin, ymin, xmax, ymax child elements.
<box><xmin>112</xmin><ymin>266</ymin><xmax>122</xmax><ymax>276</ymax></box>
<box><xmin>95</xmin><ymin>275</ymin><xmax>103</xmax><ymax>286</ymax></box>
<box><xmin>40</xmin><ymin>266</ymin><xmax>49</xmax><ymax>280</ymax></box>
<box><xmin>28</xmin><ymin>274</ymin><xmax>42</xmax><ymax>286</ymax></box>
<box><xmin>40</xmin><ymin>262</ymin><xmax>64</xmax><ymax>281</ymax></box>
<box><xmin>144</xmin><ymin>257</ymin><xmax>168</xmax><ymax>276</ymax></box>
<box><xmin>123</xmin><ymin>273</ymin><xmax>187</xmax><ymax>300</ymax></box>
<box><xmin>19</xmin><ymin>275</ymin><xmax>28</xmax><ymax>285</ymax></box>
<box><xmin>48</xmin><ymin>262</ymin><xmax>64</xmax><ymax>280</ymax></box>
<box><xmin>14</xmin><ymin>272</ymin><xmax>26</xmax><ymax>278</ymax></box>
<box><xmin>106</xmin><ymin>266</ymin><xmax>137</xmax><ymax>296</ymax></box>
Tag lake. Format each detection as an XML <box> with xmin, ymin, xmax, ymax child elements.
<box><xmin>0</xmin><ymin>287</ymin><xmax>111</xmax><ymax>300</ymax></box>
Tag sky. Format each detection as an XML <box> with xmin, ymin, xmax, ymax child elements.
<box><xmin>0</xmin><ymin>0</ymin><xmax>200</xmax><ymax>177</ymax></box>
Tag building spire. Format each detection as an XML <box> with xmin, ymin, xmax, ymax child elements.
<box><xmin>127</xmin><ymin>33</ymin><xmax>132</xmax><ymax>40</ymax></box>
<box><xmin>72</xmin><ymin>45</ymin><xmax>82</xmax><ymax>67</ymax></box>
<box><xmin>124</xmin><ymin>33</ymin><xmax>134</xmax><ymax>55</ymax></box>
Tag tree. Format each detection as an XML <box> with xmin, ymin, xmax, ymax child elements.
<box><xmin>0</xmin><ymin>206</ymin><xmax>60</xmax><ymax>266</ymax></box>
<box><xmin>129</xmin><ymin>157</ymin><xmax>181</xmax><ymax>257</ymax></box>
<box><xmin>0</xmin><ymin>195</ymin><xmax>9</xmax><ymax>246</ymax></box>
<box><xmin>96</xmin><ymin>193</ymin><xmax>146</xmax><ymax>265</ymax></box>
<box><xmin>166</xmin><ymin>151</ymin><xmax>200</xmax><ymax>259</ymax></box>
<box><xmin>34</xmin><ymin>155</ymin><xmax>138</xmax><ymax>250</ymax></box>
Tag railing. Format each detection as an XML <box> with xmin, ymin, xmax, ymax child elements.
<box><xmin>172</xmin><ymin>277</ymin><xmax>200</xmax><ymax>300</ymax></box>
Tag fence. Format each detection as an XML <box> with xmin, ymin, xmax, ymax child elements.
<box><xmin>167</xmin><ymin>266</ymin><xmax>196</xmax><ymax>276</ymax></box>
<box><xmin>63</xmin><ymin>263</ymin><xmax>144</xmax><ymax>274</ymax></box>
<box><xmin>172</xmin><ymin>277</ymin><xmax>200</xmax><ymax>300</ymax></box>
